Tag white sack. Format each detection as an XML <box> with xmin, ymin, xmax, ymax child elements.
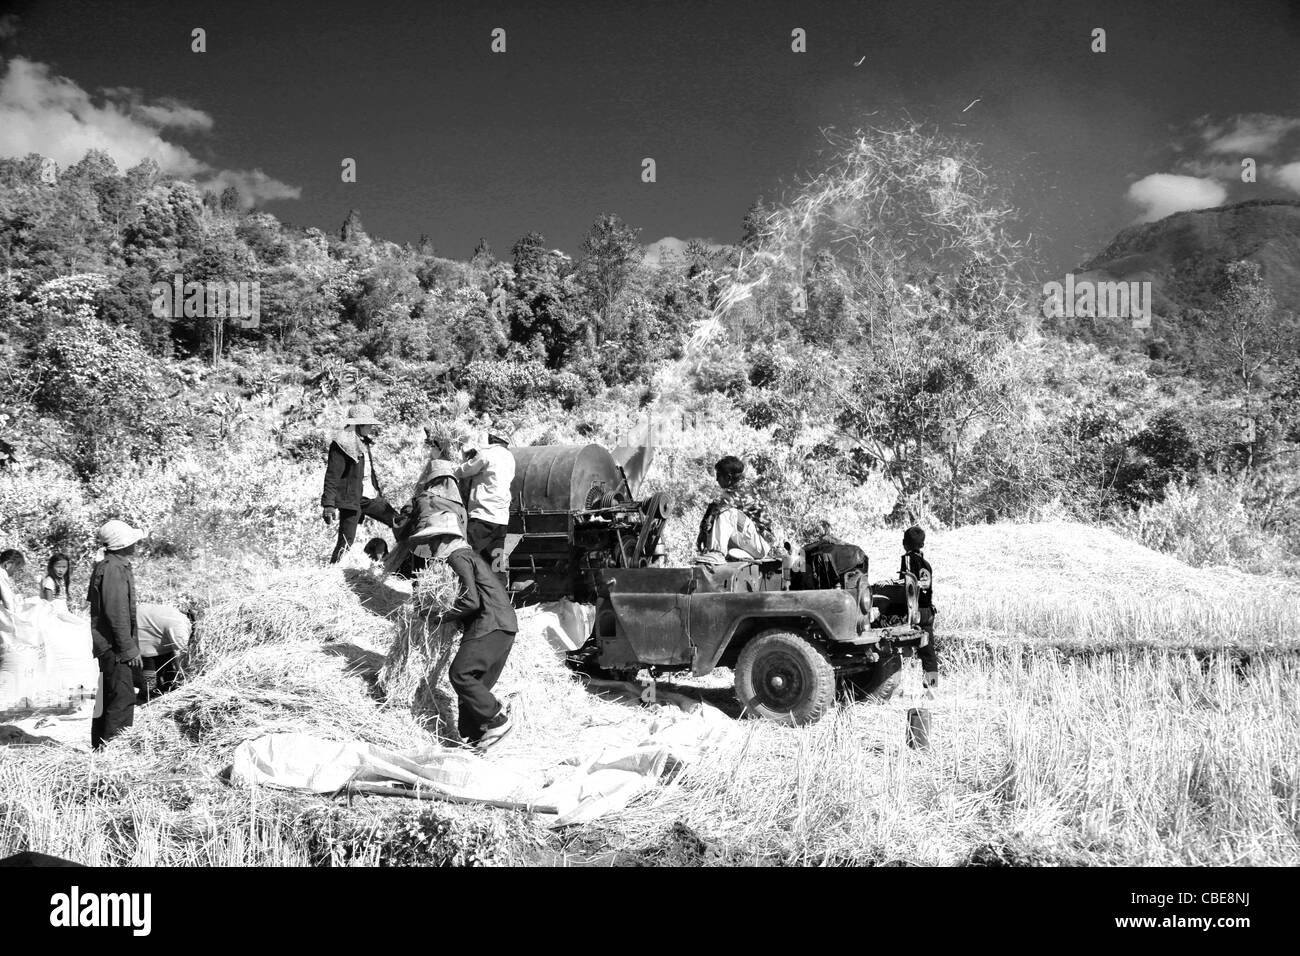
<box><xmin>0</xmin><ymin>598</ymin><xmax>98</xmax><ymax>711</ymax></box>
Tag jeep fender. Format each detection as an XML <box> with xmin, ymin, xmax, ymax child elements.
<box><xmin>690</xmin><ymin>591</ymin><xmax>868</xmax><ymax>675</ymax></box>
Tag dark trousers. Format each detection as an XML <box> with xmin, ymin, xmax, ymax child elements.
<box><xmin>91</xmin><ymin>657</ymin><xmax>135</xmax><ymax>749</ymax></box>
<box><xmin>918</xmin><ymin>609</ymin><xmax>938</xmax><ymax>673</ymax></box>
<box><xmin>466</xmin><ymin>517</ymin><xmax>508</xmax><ymax>571</ymax></box>
<box><xmin>330</xmin><ymin>496</ymin><xmax>397</xmax><ymax>563</ymax></box>
<box><xmin>448</xmin><ymin>628</ymin><xmax>515</xmax><ymax>742</ymax></box>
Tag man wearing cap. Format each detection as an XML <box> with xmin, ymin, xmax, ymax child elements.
<box><xmin>321</xmin><ymin>404</ymin><xmax>397</xmax><ymax>563</ymax></box>
<box><xmin>454</xmin><ymin>421</ymin><xmax>516</xmax><ymax>575</ymax></box>
<box><xmin>421</xmin><ymin>512</ymin><xmax>517</xmax><ymax>751</ymax></box>
<box><xmin>87</xmin><ymin>520</ymin><xmax>144</xmax><ymax>749</ymax></box>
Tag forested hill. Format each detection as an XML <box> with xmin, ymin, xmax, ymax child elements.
<box><xmin>1042</xmin><ymin>200</ymin><xmax>1300</xmax><ymax>377</ymax></box>
<box><xmin>1081</xmin><ymin>199</ymin><xmax>1300</xmax><ymax>315</ymax></box>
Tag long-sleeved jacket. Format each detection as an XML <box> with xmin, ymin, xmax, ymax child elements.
<box><xmin>321</xmin><ymin>429</ymin><xmax>383</xmax><ymax>509</ymax></box>
<box><xmin>442</xmin><ymin>546</ymin><xmax>517</xmax><ymax>640</ymax></box>
<box><xmin>455</xmin><ymin>444</ymin><xmax>515</xmax><ymax>525</ymax></box>
<box><xmin>87</xmin><ymin>552</ymin><xmax>140</xmax><ymax>660</ymax></box>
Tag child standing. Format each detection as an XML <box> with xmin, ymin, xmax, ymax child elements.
<box><xmin>422</xmin><ymin>512</ymin><xmax>516</xmax><ymax>751</ymax></box>
<box><xmin>901</xmin><ymin>525</ymin><xmax>938</xmax><ymax>688</ymax></box>
<box><xmin>41</xmin><ymin>553</ymin><xmax>72</xmax><ymax>611</ymax></box>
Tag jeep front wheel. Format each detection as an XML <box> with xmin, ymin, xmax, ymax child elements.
<box><xmin>734</xmin><ymin>629</ymin><xmax>835</xmax><ymax>726</ymax></box>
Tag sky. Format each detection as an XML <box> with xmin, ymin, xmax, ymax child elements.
<box><xmin>2</xmin><ymin>0</ymin><xmax>1300</xmax><ymax>273</ymax></box>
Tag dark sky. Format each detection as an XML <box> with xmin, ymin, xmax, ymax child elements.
<box><xmin>4</xmin><ymin>0</ymin><xmax>1300</xmax><ymax>272</ymax></box>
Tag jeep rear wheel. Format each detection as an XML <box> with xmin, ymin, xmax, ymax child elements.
<box><xmin>734</xmin><ymin>629</ymin><xmax>835</xmax><ymax>726</ymax></box>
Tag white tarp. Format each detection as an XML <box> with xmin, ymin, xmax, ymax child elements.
<box><xmin>230</xmin><ymin>701</ymin><xmax>738</xmax><ymax>826</ymax></box>
<box><xmin>231</xmin><ymin>732</ymin><xmax>536</xmax><ymax>802</ymax></box>
<box><xmin>0</xmin><ymin>597</ymin><xmax>99</xmax><ymax>712</ymax></box>
<box><xmin>536</xmin><ymin>704</ymin><xmax>738</xmax><ymax>825</ymax></box>
<box><xmin>530</xmin><ymin>600</ymin><xmax>595</xmax><ymax>654</ymax></box>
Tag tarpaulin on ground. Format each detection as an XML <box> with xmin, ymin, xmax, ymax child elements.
<box><xmin>230</xmin><ymin>701</ymin><xmax>738</xmax><ymax>825</ymax></box>
<box><xmin>231</xmin><ymin>732</ymin><xmax>536</xmax><ymax>802</ymax></box>
<box><xmin>535</xmin><ymin>704</ymin><xmax>738</xmax><ymax>826</ymax></box>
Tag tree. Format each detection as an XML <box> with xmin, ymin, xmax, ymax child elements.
<box><xmin>471</xmin><ymin>237</ymin><xmax>495</xmax><ymax>269</ymax></box>
<box><xmin>32</xmin><ymin>317</ymin><xmax>179</xmax><ymax>478</ymax></box>
<box><xmin>740</xmin><ymin>196</ymin><xmax>771</xmax><ymax>250</ymax></box>
<box><xmin>1204</xmin><ymin>261</ymin><xmax>1293</xmax><ymax>436</ymax></box>
<box><xmin>340</xmin><ymin>208</ymin><xmax>367</xmax><ymax>243</ymax></box>
<box><xmin>219</xmin><ymin>185</ymin><xmax>242</xmax><ymax>217</ymax></box>
<box><xmin>578</xmin><ymin>213</ymin><xmax>644</xmax><ymax>346</ymax></box>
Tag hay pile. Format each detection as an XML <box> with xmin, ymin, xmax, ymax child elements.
<box><xmin>853</xmin><ymin>520</ymin><xmax>1279</xmax><ymax>599</ymax></box>
<box><xmin>125</xmin><ymin>556</ymin><xmax>432</xmax><ymax>763</ymax></box>
<box><xmin>379</xmin><ymin>563</ymin><xmax>461</xmax><ymax>738</ymax></box>
<box><xmin>853</xmin><ymin>520</ymin><xmax>1300</xmax><ymax>649</ymax></box>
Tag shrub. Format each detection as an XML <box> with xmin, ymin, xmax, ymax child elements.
<box><xmin>460</xmin><ymin>359</ymin><xmax>582</xmax><ymax>413</ymax></box>
<box><xmin>1112</xmin><ymin>475</ymin><xmax>1284</xmax><ymax>573</ymax></box>
<box><xmin>32</xmin><ymin>317</ymin><xmax>181</xmax><ymax>478</ymax></box>
<box><xmin>381</xmin><ymin>378</ymin><xmax>435</xmax><ymax>426</ymax></box>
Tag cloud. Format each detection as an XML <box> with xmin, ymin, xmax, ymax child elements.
<box><xmin>1269</xmin><ymin>161</ymin><xmax>1300</xmax><ymax>194</ymax></box>
<box><xmin>204</xmin><ymin>167</ymin><xmax>301</xmax><ymax>206</ymax></box>
<box><xmin>1126</xmin><ymin>174</ymin><xmax>1228</xmax><ymax>223</ymax></box>
<box><xmin>1195</xmin><ymin>113</ymin><xmax>1300</xmax><ymax>156</ymax></box>
<box><xmin>1173</xmin><ymin>156</ymin><xmax>1245</xmax><ymax>181</ymax></box>
<box><xmin>100</xmin><ymin>86</ymin><xmax>215</xmax><ymax>132</ymax></box>
<box><xmin>0</xmin><ymin>57</ymin><xmax>297</xmax><ymax>205</ymax></box>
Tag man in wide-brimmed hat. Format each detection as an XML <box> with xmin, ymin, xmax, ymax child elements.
<box><xmin>87</xmin><ymin>519</ymin><xmax>145</xmax><ymax>749</ymax></box>
<box><xmin>453</xmin><ymin>416</ymin><xmax>516</xmax><ymax>576</ymax></box>
<box><xmin>421</xmin><ymin>512</ymin><xmax>517</xmax><ymax>752</ymax></box>
<box><xmin>321</xmin><ymin>404</ymin><xmax>397</xmax><ymax>563</ymax></box>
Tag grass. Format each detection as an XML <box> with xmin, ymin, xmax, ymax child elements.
<box><xmin>2</xmin><ymin>522</ymin><xmax>1299</xmax><ymax>866</ymax></box>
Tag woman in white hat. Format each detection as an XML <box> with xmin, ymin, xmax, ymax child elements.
<box><xmin>87</xmin><ymin>520</ymin><xmax>145</xmax><ymax>749</ymax></box>
<box><xmin>321</xmin><ymin>404</ymin><xmax>397</xmax><ymax>563</ymax></box>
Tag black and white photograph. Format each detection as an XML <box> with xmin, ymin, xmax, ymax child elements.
<box><xmin>0</xmin><ymin>0</ymin><xmax>1292</xmax><ymax>912</ymax></box>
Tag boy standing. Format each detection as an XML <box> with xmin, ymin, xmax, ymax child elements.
<box><xmin>423</xmin><ymin>514</ymin><xmax>517</xmax><ymax>750</ymax></box>
<box><xmin>901</xmin><ymin>525</ymin><xmax>938</xmax><ymax>689</ymax></box>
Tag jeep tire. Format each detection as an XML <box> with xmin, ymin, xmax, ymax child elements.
<box><xmin>734</xmin><ymin>629</ymin><xmax>836</xmax><ymax>726</ymax></box>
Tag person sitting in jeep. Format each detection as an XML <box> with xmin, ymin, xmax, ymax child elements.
<box><xmin>695</xmin><ymin>456</ymin><xmax>777</xmax><ymax>562</ymax></box>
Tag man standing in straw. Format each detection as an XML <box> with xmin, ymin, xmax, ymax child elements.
<box><xmin>321</xmin><ymin>404</ymin><xmax>397</xmax><ymax>563</ymax></box>
<box><xmin>421</xmin><ymin>512</ymin><xmax>517</xmax><ymax>751</ymax></box>
<box><xmin>454</xmin><ymin>419</ymin><xmax>516</xmax><ymax>576</ymax></box>
<box><xmin>87</xmin><ymin>520</ymin><xmax>145</xmax><ymax>749</ymax></box>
